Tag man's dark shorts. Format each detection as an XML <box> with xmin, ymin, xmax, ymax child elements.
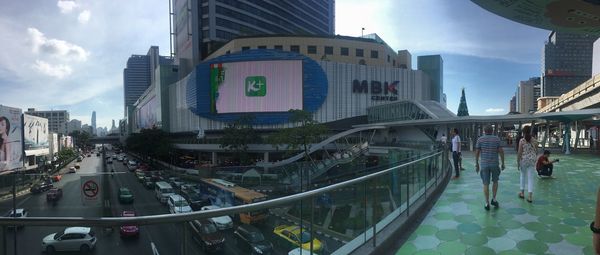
<box><xmin>480</xmin><ymin>165</ymin><xmax>500</xmax><ymax>185</ymax></box>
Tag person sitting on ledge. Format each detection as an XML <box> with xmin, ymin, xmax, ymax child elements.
<box><xmin>536</xmin><ymin>150</ymin><xmax>558</xmax><ymax>178</ymax></box>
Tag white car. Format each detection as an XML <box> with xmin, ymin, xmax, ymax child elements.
<box><xmin>68</xmin><ymin>166</ymin><xmax>76</xmax><ymax>173</ymax></box>
<box><xmin>4</xmin><ymin>208</ymin><xmax>28</xmax><ymax>229</ymax></box>
<box><xmin>201</xmin><ymin>205</ymin><xmax>233</xmax><ymax>230</ymax></box>
<box><xmin>167</xmin><ymin>194</ymin><xmax>193</xmax><ymax>214</ymax></box>
<box><xmin>41</xmin><ymin>227</ymin><xmax>97</xmax><ymax>253</ymax></box>
<box><xmin>289</xmin><ymin>248</ymin><xmax>319</xmax><ymax>255</ymax></box>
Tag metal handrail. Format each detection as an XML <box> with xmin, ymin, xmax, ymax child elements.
<box><xmin>0</xmin><ymin>151</ymin><xmax>443</xmax><ymax>227</ymax></box>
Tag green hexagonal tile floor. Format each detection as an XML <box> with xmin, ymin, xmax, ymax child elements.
<box><xmin>396</xmin><ymin>152</ymin><xmax>599</xmax><ymax>255</ymax></box>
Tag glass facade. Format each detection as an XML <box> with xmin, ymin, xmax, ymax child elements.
<box><xmin>417</xmin><ymin>55</ymin><xmax>444</xmax><ymax>103</ymax></box>
<box><xmin>197</xmin><ymin>0</ymin><xmax>334</xmax><ymax>59</ymax></box>
<box><xmin>541</xmin><ymin>31</ymin><xmax>599</xmax><ymax>96</ymax></box>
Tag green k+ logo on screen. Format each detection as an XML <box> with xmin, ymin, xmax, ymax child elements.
<box><xmin>245</xmin><ymin>76</ymin><xmax>266</xmax><ymax>97</ymax></box>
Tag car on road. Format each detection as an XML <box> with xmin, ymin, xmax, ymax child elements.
<box><xmin>118</xmin><ymin>187</ymin><xmax>134</xmax><ymax>204</ymax></box>
<box><xmin>201</xmin><ymin>205</ymin><xmax>233</xmax><ymax>230</ymax></box>
<box><xmin>155</xmin><ymin>181</ymin><xmax>175</xmax><ymax>204</ymax></box>
<box><xmin>189</xmin><ymin>219</ymin><xmax>225</xmax><ymax>253</ymax></box>
<box><xmin>30</xmin><ymin>181</ymin><xmax>53</xmax><ymax>194</ymax></box>
<box><xmin>74</xmin><ymin>163</ymin><xmax>81</xmax><ymax>169</ymax></box>
<box><xmin>289</xmin><ymin>248</ymin><xmax>319</xmax><ymax>255</ymax></box>
<box><xmin>68</xmin><ymin>166</ymin><xmax>76</xmax><ymax>173</ymax></box>
<box><xmin>76</xmin><ymin>156</ymin><xmax>83</xmax><ymax>162</ymax></box>
<box><xmin>234</xmin><ymin>224</ymin><xmax>274</xmax><ymax>255</ymax></box>
<box><xmin>96</xmin><ymin>152</ymin><xmax>100</xmax><ymax>157</ymax></box>
<box><xmin>181</xmin><ymin>190</ymin><xmax>210</xmax><ymax>211</ymax></box>
<box><xmin>4</xmin><ymin>208</ymin><xmax>28</xmax><ymax>229</ymax></box>
<box><xmin>273</xmin><ymin>225</ymin><xmax>323</xmax><ymax>252</ymax></box>
<box><xmin>51</xmin><ymin>174</ymin><xmax>62</xmax><ymax>182</ymax></box>
<box><xmin>46</xmin><ymin>188</ymin><xmax>63</xmax><ymax>202</ymax></box>
<box><xmin>167</xmin><ymin>194</ymin><xmax>193</xmax><ymax>214</ymax></box>
<box><xmin>41</xmin><ymin>226</ymin><xmax>97</xmax><ymax>253</ymax></box>
<box><xmin>119</xmin><ymin>211</ymin><xmax>139</xmax><ymax>238</ymax></box>
<box><xmin>143</xmin><ymin>180</ymin><xmax>155</xmax><ymax>189</ymax></box>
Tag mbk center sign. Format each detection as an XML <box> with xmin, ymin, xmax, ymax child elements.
<box><xmin>352</xmin><ymin>79</ymin><xmax>399</xmax><ymax>101</ymax></box>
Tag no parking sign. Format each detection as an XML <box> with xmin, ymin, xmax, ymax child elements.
<box><xmin>80</xmin><ymin>175</ymin><xmax>101</xmax><ymax>206</ymax></box>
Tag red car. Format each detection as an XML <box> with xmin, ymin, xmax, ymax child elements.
<box><xmin>119</xmin><ymin>211</ymin><xmax>139</xmax><ymax>238</ymax></box>
<box><xmin>51</xmin><ymin>175</ymin><xmax>62</xmax><ymax>182</ymax></box>
<box><xmin>46</xmin><ymin>188</ymin><xmax>63</xmax><ymax>202</ymax></box>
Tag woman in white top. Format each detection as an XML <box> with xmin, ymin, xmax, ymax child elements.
<box><xmin>517</xmin><ymin>126</ymin><xmax>537</xmax><ymax>203</ymax></box>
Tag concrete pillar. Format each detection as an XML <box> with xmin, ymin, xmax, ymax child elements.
<box><xmin>564</xmin><ymin>122</ymin><xmax>571</xmax><ymax>154</ymax></box>
<box><xmin>211</xmin><ymin>152</ymin><xmax>218</xmax><ymax>166</ymax></box>
<box><xmin>263</xmin><ymin>152</ymin><xmax>269</xmax><ymax>163</ymax></box>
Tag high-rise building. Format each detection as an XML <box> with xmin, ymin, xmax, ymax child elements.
<box><xmin>91</xmin><ymin>111</ymin><xmax>96</xmax><ymax>135</ymax></box>
<box><xmin>172</xmin><ymin>0</ymin><xmax>336</xmax><ymax>77</ymax></box>
<box><xmin>517</xmin><ymin>77</ymin><xmax>541</xmax><ymax>113</ymax></box>
<box><xmin>123</xmin><ymin>46</ymin><xmax>173</xmax><ymax>114</ymax></box>
<box><xmin>541</xmin><ymin>31</ymin><xmax>598</xmax><ymax>96</ymax></box>
<box><xmin>593</xmin><ymin>38</ymin><xmax>600</xmax><ymax>76</ymax></box>
<box><xmin>67</xmin><ymin>119</ymin><xmax>82</xmax><ymax>134</ymax></box>
<box><xmin>417</xmin><ymin>55</ymin><xmax>444</xmax><ymax>103</ymax></box>
<box><xmin>26</xmin><ymin>108</ymin><xmax>69</xmax><ymax>135</ymax></box>
<box><xmin>509</xmin><ymin>95</ymin><xmax>516</xmax><ymax>113</ymax></box>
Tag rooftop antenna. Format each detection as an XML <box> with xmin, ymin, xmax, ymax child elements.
<box><xmin>361</xmin><ymin>27</ymin><xmax>365</xmax><ymax>38</ymax></box>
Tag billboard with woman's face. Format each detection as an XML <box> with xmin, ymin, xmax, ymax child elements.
<box><xmin>0</xmin><ymin>105</ymin><xmax>23</xmax><ymax>173</ymax></box>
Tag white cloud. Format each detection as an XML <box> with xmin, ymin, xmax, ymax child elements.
<box><xmin>78</xmin><ymin>10</ymin><xmax>91</xmax><ymax>24</ymax></box>
<box><xmin>27</xmin><ymin>27</ymin><xmax>89</xmax><ymax>61</ymax></box>
<box><xmin>485</xmin><ymin>108</ymin><xmax>505</xmax><ymax>113</ymax></box>
<box><xmin>32</xmin><ymin>60</ymin><xmax>72</xmax><ymax>79</ymax></box>
<box><xmin>57</xmin><ymin>0</ymin><xmax>78</xmax><ymax>14</ymax></box>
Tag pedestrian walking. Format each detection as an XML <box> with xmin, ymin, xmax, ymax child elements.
<box><xmin>451</xmin><ymin>128</ymin><xmax>461</xmax><ymax>179</ymax></box>
<box><xmin>517</xmin><ymin>125</ymin><xmax>537</xmax><ymax>203</ymax></box>
<box><xmin>475</xmin><ymin>125</ymin><xmax>505</xmax><ymax>210</ymax></box>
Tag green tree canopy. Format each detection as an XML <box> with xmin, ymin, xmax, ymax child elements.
<box><xmin>126</xmin><ymin>128</ymin><xmax>172</xmax><ymax>160</ymax></box>
<box><xmin>268</xmin><ymin>109</ymin><xmax>328</xmax><ymax>159</ymax></box>
<box><xmin>220</xmin><ymin>115</ymin><xmax>259</xmax><ymax>165</ymax></box>
<box><xmin>68</xmin><ymin>130</ymin><xmax>92</xmax><ymax>149</ymax></box>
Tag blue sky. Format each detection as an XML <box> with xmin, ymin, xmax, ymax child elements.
<box><xmin>0</xmin><ymin>0</ymin><xmax>550</xmax><ymax>129</ymax></box>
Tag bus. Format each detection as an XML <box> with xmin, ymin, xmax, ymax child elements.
<box><xmin>198</xmin><ymin>178</ymin><xmax>268</xmax><ymax>224</ymax></box>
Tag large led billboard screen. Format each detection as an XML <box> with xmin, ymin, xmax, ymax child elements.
<box><xmin>136</xmin><ymin>95</ymin><xmax>158</xmax><ymax>129</ymax></box>
<box><xmin>24</xmin><ymin>114</ymin><xmax>49</xmax><ymax>156</ymax></box>
<box><xmin>0</xmin><ymin>105</ymin><xmax>23</xmax><ymax>173</ymax></box>
<box><xmin>210</xmin><ymin>60</ymin><xmax>303</xmax><ymax>114</ymax></box>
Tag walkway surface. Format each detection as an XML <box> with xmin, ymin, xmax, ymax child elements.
<box><xmin>396</xmin><ymin>152</ymin><xmax>598</xmax><ymax>255</ymax></box>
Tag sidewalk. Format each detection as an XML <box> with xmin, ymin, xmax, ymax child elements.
<box><xmin>397</xmin><ymin>152</ymin><xmax>598</xmax><ymax>254</ymax></box>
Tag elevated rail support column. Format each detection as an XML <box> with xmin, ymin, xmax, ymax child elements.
<box><xmin>564</xmin><ymin>122</ymin><xmax>571</xmax><ymax>154</ymax></box>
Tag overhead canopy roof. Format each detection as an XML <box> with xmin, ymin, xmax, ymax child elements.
<box><xmin>356</xmin><ymin>108</ymin><xmax>600</xmax><ymax>128</ymax></box>
<box><xmin>471</xmin><ymin>0</ymin><xmax>600</xmax><ymax>35</ymax></box>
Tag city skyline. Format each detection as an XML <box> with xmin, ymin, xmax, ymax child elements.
<box><xmin>0</xmin><ymin>0</ymin><xmax>551</xmax><ymax>129</ymax></box>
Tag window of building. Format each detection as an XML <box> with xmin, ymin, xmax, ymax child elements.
<box><xmin>290</xmin><ymin>45</ymin><xmax>300</xmax><ymax>53</ymax></box>
<box><xmin>324</xmin><ymin>46</ymin><xmax>333</xmax><ymax>55</ymax></box>
<box><xmin>258</xmin><ymin>45</ymin><xmax>267</xmax><ymax>49</ymax></box>
<box><xmin>387</xmin><ymin>55</ymin><xmax>390</xmax><ymax>62</ymax></box>
<box><xmin>393</xmin><ymin>59</ymin><xmax>396</xmax><ymax>66</ymax></box>
<box><xmin>371</xmin><ymin>50</ymin><xmax>379</xmax><ymax>59</ymax></box>
<box><xmin>340</xmin><ymin>47</ymin><xmax>349</xmax><ymax>56</ymax></box>
<box><xmin>274</xmin><ymin>45</ymin><xmax>283</xmax><ymax>50</ymax></box>
<box><xmin>356</xmin><ymin>49</ymin><xmax>364</xmax><ymax>57</ymax></box>
<box><xmin>242</xmin><ymin>46</ymin><xmax>250</xmax><ymax>51</ymax></box>
<box><xmin>307</xmin><ymin>45</ymin><xmax>317</xmax><ymax>54</ymax></box>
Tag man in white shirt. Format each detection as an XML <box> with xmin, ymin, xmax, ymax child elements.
<box><xmin>451</xmin><ymin>128</ymin><xmax>461</xmax><ymax>179</ymax></box>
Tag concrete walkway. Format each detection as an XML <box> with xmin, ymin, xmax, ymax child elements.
<box><xmin>396</xmin><ymin>152</ymin><xmax>598</xmax><ymax>255</ymax></box>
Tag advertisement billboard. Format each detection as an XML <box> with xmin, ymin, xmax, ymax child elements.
<box><xmin>210</xmin><ymin>60</ymin><xmax>303</xmax><ymax>114</ymax></box>
<box><xmin>0</xmin><ymin>105</ymin><xmax>23</xmax><ymax>173</ymax></box>
<box><xmin>24</xmin><ymin>114</ymin><xmax>49</xmax><ymax>156</ymax></box>
<box><xmin>136</xmin><ymin>95</ymin><xmax>158</xmax><ymax>129</ymax></box>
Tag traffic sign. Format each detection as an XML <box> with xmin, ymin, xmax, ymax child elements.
<box><xmin>83</xmin><ymin>180</ymin><xmax>99</xmax><ymax>198</ymax></box>
<box><xmin>80</xmin><ymin>176</ymin><xmax>101</xmax><ymax>206</ymax></box>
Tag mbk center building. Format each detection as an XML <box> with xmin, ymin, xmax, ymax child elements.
<box><xmin>139</xmin><ymin>34</ymin><xmax>448</xmax><ymax>136</ymax></box>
